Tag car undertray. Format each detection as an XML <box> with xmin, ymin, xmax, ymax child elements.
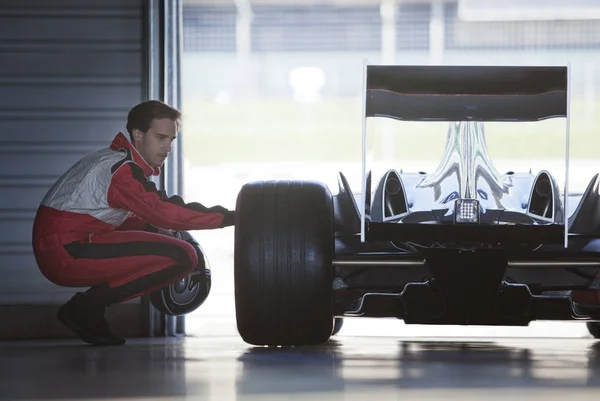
<box><xmin>332</xmin><ymin>244</ymin><xmax>600</xmax><ymax>326</ymax></box>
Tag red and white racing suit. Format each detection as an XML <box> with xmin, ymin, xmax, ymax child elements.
<box><xmin>32</xmin><ymin>132</ymin><xmax>233</xmax><ymax>304</ymax></box>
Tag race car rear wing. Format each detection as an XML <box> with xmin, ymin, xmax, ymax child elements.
<box><xmin>360</xmin><ymin>63</ymin><xmax>571</xmax><ymax>247</ymax></box>
<box><xmin>365</xmin><ymin>65</ymin><xmax>568</xmax><ymax>121</ymax></box>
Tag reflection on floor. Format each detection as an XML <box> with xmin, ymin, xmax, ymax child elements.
<box><xmin>2</xmin><ymin>322</ymin><xmax>600</xmax><ymax>401</ymax></box>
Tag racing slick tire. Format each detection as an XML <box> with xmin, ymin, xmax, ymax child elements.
<box><xmin>150</xmin><ymin>232</ymin><xmax>212</xmax><ymax>316</ymax></box>
<box><xmin>587</xmin><ymin>323</ymin><xmax>600</xmax><ymax>339</ymax></box>
<box><xmin>332</xmin><ymin>317</ymin><xmax>344</xmax><ymax>336</ymax></box>
<box><xmin>234</xmin><ymin>180</ymin><xmax>335</xmax><ymax>346</ymax></box>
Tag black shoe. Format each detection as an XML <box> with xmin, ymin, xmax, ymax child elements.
<box><xmin>57</xmin><ymin>293</ymin><xmax>126</xmax><ymax>346</ymax></box>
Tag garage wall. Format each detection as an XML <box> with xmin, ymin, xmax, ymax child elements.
<box><xmin>0</xmin><ymin>0</ymin><xmax>148</xmax><ymax>338</ymax></box>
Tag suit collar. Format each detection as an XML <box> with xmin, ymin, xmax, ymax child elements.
<box><xmin>110</xmin><ymin>132</ymin><xmax>161</xmax><ymax>177</ymax></box>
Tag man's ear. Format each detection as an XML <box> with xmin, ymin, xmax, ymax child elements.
<box><xmin>132</xmin><ymin>129</ymin><xmax>144</xmax><ymax>142</ymax></box>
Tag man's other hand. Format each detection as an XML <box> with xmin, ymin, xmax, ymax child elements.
<box><xmin>157</xmin><ymin>228</ymin><xmax>176</xmax><ymax>237</ymax></box>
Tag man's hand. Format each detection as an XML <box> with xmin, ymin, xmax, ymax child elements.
<box><xmin>167</xmin><ymin>196</ymin><xmax>235</xmax><ymax>228</ymax></box>
<box><xmin>221</xmin><ymin>210</ymin><xmax>236</xmax><ymax>227</ymax></box>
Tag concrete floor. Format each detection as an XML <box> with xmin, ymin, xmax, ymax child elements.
<box><xmin>2</xmin><ymin>321</ymin><xmax>600</xmax><ymax>401</ymax></box>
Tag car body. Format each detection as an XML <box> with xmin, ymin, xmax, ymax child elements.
<box><xmin>233</xmin><ymin>65</ymin><xmax>600</xmax><ymax>346</ymax></box>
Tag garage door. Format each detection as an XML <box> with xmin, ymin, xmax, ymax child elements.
<box><xmin>0</xmin><ymin>0</ymin><xmax>148</xmax><ymax>338</ymax></box>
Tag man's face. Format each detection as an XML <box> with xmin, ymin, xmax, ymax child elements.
<box><xmin>132</xmin><ymin>118</ymin><xmax>178</xmax><ymax>168</ymax></box>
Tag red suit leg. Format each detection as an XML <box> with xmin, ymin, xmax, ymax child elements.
<box><xmin>36</xmin><ymin>230</ymin><xmax>198</xmax><ymax>305</ymax></box>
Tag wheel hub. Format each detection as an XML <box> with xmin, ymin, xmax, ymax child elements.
<box><xmin>174</xmin><ymin>277</ymin><xmax>188</xmax><ymax>294</ymax></box>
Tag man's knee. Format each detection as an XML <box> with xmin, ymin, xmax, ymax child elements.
<box><xmin>177</xmin><ymin>238</ymin><xmax>199</xmax><ymax>271</ymax></box>
<box><xmin>152</xmin><ymin>230</ymin><xmax>199</xmax><ymax>270</ymax></box>
<box><xmin>174</xmin><ymin>231</ymin><xmax>202</xmax><ymax>269</ymax></box>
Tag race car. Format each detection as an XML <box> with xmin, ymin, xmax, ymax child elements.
<box><xmin>232</xmin><ymin>64</ymin><xmax>600</xmax><ymax>346</ymax></box>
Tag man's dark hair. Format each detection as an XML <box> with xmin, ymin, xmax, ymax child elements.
<box><xmin>126</xmin><ymin>100</ymin><xmax>182</xmax><ymax>141</ymax></box>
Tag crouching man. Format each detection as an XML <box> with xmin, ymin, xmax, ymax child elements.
<box><xmin>31</xmin><ymin>100</ymin><xmax>234</xmax><ymax>346</ymax></box>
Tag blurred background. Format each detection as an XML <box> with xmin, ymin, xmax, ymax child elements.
<box><xmin>179</xmin><ymin>0</ymin><xmax>600</xmax><ymax>337</ymax></box>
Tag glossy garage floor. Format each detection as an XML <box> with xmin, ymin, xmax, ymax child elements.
<box><xmin>2</xmin><ymin>318</ymin><xmax>600</xmax><ymax>401</ymax></box>
<box><xmin>4</xmin><ymin>225</ymin><xmax>600</xmax><ymax>400</ymax></box>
